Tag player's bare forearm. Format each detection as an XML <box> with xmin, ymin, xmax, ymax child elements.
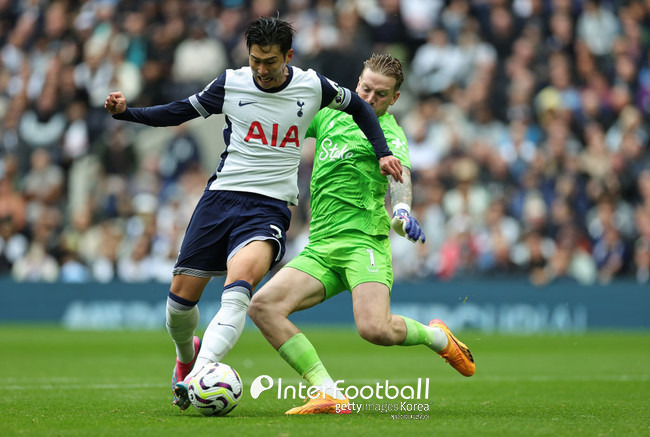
<box><xmin>389</xmin><ymin>166</ymin><xmax>425</xmax><ymax>243</ymax></box>
<box><xmin>389</xmin><ymin>166</ymin><xmax>412</xmax><ymax>210</ymax></box>
<box><xmin>379</xmin><ymin>155</ymin><xmax>403</xmax><ymax>183</ymax></box>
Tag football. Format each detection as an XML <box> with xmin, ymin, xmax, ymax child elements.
<box><xmin>187</xmin><ymin>362</ymin><xmax>243</xmax><ymax>416</ymax></box>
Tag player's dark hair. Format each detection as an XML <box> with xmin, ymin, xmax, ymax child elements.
<box><xmin>363</xmin><ymin>54</ymin><xmax>404</xmax><ymax>92</ymax></box>
<box><xmin>245</xmin><ymin>17</ymin><xmax>295</xmax><ymax>55</ymax></box>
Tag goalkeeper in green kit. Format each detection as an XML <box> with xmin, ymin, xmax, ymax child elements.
<box><xmin>248</xmin><ymin>54</ymin><xmax>475</xmax><ymax>415</ymax></box>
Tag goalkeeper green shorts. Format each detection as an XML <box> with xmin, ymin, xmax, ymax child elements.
<box><xmin>285</xmin><ymin>231</ymin><xmax>393</xmax><ymax>301</ymax></box>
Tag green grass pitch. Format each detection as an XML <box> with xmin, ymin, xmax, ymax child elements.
<box><xmin>1</xmin><ymin>325</ymin><xmax>649</xmax><ymax>437</ymax></box>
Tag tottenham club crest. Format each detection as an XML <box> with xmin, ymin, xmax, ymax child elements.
<box><xmin>297</xmin><ymin>100</ymin><xmax>305</xmax><ymax>117</ymax></box>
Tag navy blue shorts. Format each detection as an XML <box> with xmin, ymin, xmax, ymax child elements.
<box><xmin>173</xmin><ymin>190</ymin><xmax>291</xmax><ymax>277</ymax></box>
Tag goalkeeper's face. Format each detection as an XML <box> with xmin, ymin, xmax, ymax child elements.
<box><xmin>356</xmin><ymin>69</ymin><xmax>400</xmax><ymax>117</ymax></box>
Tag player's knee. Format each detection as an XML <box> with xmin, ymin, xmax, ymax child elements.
<box><xmin>356</xmin><ymin>319</ymin><xmax>392</xmax><ymax>346</ymax></box>
<box><xmin>247</xmin><ymin>294</ymin><xmax>266</xmax><ymax>324</ymax></box>
<box><xmin>248</xmin><ymin>291</ymin><xmax>278</xmax><ymax>325</ymax></box>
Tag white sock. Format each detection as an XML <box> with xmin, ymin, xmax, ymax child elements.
<box><xmin>189</xmin><ymin>281</ymin><xmax>251</xmax><ymax>379</ymax></box>
<box><xmin>318</xmin><ymin>379</ymin><xmax>346</xmax><ymax>400</ymax></box>
<box><xmin>166</xmin><ymin>293</ymin><xmax>200</xmax><ymax>363</ymax></box>
<box><xmin>429</xmin><ymin>326</ymin><xmax>449</xmax><ymax>352</ymax></box>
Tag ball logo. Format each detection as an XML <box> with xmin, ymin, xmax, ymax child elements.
<box><xmin>250</xmin><ymin>374</ymin><xmax>274</xmax><ymax>399</ymax></box>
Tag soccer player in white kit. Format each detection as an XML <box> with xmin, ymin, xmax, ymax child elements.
<box><xmin>104</xmin><ymin>17</ymin><xmax>403</xmax><ymax>411</ymax></box>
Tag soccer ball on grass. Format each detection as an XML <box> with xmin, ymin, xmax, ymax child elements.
<box><xmin>187</xmin><ymin>362</ymin><xmax>243</xmax><ymax>416</ymax></box>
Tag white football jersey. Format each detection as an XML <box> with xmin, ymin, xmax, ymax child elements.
<box><xmin>188</xmin><ymin>66</ymin><xmax>350</xmax><ymax>205</ymax></box>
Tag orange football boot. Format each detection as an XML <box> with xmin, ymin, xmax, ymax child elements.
<box><xmin>429</xmin><ymin>319</ymin><xmax>475</xmax><ymax>376</ymax></box>
<box><xmin>285</xmin><ymin>392</ymin><xmax>351</xmax><ymax>415</ymax></box>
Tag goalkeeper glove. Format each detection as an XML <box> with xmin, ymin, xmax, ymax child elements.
<box><xmin>391</xmin><ymin>204</ymin><xmax>425</xmax><ymax>244</ymax></box>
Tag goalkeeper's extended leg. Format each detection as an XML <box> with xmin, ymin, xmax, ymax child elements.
<box><xmin>352</xmin><ymin>283</ymin><xmax>475</xmax><ymax>377</ymax></box>
<box><xmin>279</xmin><ymin>333</ymin><xmax>350</xmax><ymax>415</ymax></box>
<box><xmin>249</xmin><ymin>268</ymin><xmax>350</xmax><ymax>415</ymax></box>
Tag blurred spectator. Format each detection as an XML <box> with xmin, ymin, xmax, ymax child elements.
<box><xmin>534</xmin><ymin>52</ymin><xmax>581</xmax><ymax>125</ymax></box>
<box><xmin>579</xmin><ymin>122</ymin><xmax>614</xmax><ymax>181</ymax></box>
<box><xmin>544</xmin><ymin>224</ymin><xmax>597</xmax><ymax>285</ymax></box>
<box><xmin>545</xmin><ymin>11</ymin><xmax>575</xmax><ymax>57</ymax></box>
<box><xmin>442</xmin><ymin>157</ymin><xmax>491</xmax><ymax>224</ymax></box>
<box><xmin>436</xmin><ymin>214</ymin><xmax>479</xmax><ymax>280</ymax></box>
<box><xmin>634</xmin><ymin>238</ymin><xmax>650</xmax><ymax>284</ymax></box>
<box><xmin>117</xmin><ymin>234</ymin><xmax>154</xmax><ymax>282</ymax></box>
<box><xmin>0</xmin><ymin>164</ymin><xmax>27</xmax><ymax>232</ymax></box>
<box><xmin>122</xmin><ymin>11</ymin><xmax>149</xmax><ymax>69</ymax></box>
<box><xmin>304</xmin><ymin>4</ymin><xmax>372</xmax><ymax>89</ymax></box>
<box><xmin>158</xmin><ymin>125</ymin><xmax>202</xmax><ymax>188</ymax></box>
<box><xmin>11</xmin><ymin>207</ymin><xmax>62</xmax><ymax>282</ymax></box>
<box><xmin>0</xmin><ymin>96</ymin><xmax>26</xmax><ymax>158</ymax></box>
<box><xmin>90</xmin><ymin>220</ymin><xmax>124</xmax><ymax>283</ymax></box>
<box><xmin>439</xmin><ymin>0</ymin><xmax>469</xmax><ymax>43</ymax></box>
<box><xmin>0</xmin><ymin>0</ymin><xmax>647</xmax><ymax>288</ymax></box>
<box><xmin>402</xmin><ymin>95</ymin><xmax>461</xmax><ymax>170</ymax></box>
<box><xmin>62</xmin><ymin>100</ymin><xmax>91</xmax><ymax>164</ymax></box>
<box><xmin>576</xmin><ymin>0</ymin><xmax>620</xmax><ymax>59</ymax></box>
<box><xmin>586</xmin><ymin>194</ymin><xmax>636</xmax><ymax>242</ymax></box>
<box><xmin>18</xmin><ymin>85</ymin><xmax>67</xmax><ymax>153</ymax></box>
<box><xmin>361</xmin><ymin>0</ymin><xmax>413</xmax><ymax>53</ymax></box>
<box><xmin>511</xmin><ymin>229</ymin><xmax>556</xmax><ymax>285</ymax></box>
<box><xmin>475</xmin><ymin>198</ymin><xmax>521</xmax><ymax>275</ymax></box>
<box><xmin>171</xmin><ymin>20</ymin><xmax>227</xmax><ymax>99</ymax></box>
<box><xmin>416</xmin><ymin>171</ymin><xmax>447</xmax><ymax>257</ymax></box>
<box><xmin>59</xmin><ymin>249</ymin><xmax>91</xmax><ymax>283</ymax></box>
<box><xmin>497</xmin><ymin>118</ymin><xmax>538</xmax><ymax>183</ymax></box>
<box><xmin>74</xmin><ymin>37</ymin><xmax>114</xmax><ymax>110</ymax></box>
<box><xmin>592</xmin><ymin>225</ymin><xmax>627</xmax><ymax>284</ymax></box>
<box><xmin>0</xmin><ymin>215</ymin><xmax>28</xmax><ymax>275</ymax></box>
<box><xmin>11</xmin><ymin>241</ymin><xmax>59</xmax><ymax>282</ymax></box>
<box><xmin>481</xmin><ymin>5</ymin><xmax>520</xmax><ymax>60</ymax></box>
<box><xmin>605</xmin><ymin>105</ymin><xmax>647</xmax><ymax>154</ymax></box>
<box><xmin>409</xmin><ymin>27</ymin><xmax>463</xmax><ymax>95</ymax></box>
<box><xmin>21</xmin><ymin>148</ymin><xmax>64</xmax><ymax>225</ymax></box>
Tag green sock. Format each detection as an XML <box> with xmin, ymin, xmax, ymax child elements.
<box><xmin>400</xmin><ymin>316</ymin><xmax>448</xmax><ymax>351</ymax></box>
<box><xmin>400</xmin><ymin>316</ymin><xmax>432</xmax><ymax>346</ymax></box>
<box><xmin>278</xmin><ymin>333</ymin><xmax>332</xmax><ymax>386</ymax></box>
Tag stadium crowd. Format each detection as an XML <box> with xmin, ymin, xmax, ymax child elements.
<box><xmin>0</xmin><ymin>0</ymin><xmax>649</xmax><ymax>286</ymax></box>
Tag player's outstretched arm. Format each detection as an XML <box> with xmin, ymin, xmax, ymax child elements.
<box><xmin>105</xmin><ymin>96</ymin><xmax>200</xmax><ymax>127</ymax></box>
<box><xmin>389</xmin><ymin>166</ymin><xmax>425</xmax><ymax>244</ymax></box>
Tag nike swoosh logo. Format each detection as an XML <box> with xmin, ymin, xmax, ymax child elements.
<box><xmin>217</xmin><ymin>322</ymin><xmax>237</xmax><ymax>329</ymax></box>
<box><xmin>238</xmin><ymin>101</ymin><xmax>256</xmax><ymax>106</ymax></box>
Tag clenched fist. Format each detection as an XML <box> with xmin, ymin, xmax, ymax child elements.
<box><xmin>104</xmin><ymin>91</ymin><xmax>127</xmax><ymax>115</ymax></box>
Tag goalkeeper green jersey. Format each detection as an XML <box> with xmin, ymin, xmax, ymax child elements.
<box><xmin>305</xmin><ymin>107</ymin><xmax>411</xmax><ymax>241</ymax></box>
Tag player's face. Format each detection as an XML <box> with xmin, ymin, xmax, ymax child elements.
<box><xmin>249</xmin><ymin>44</ymin><xmax>294</xmax><ymax>89</ymax></box>
<box><xmin>356</xmin><ymin>69</ymin><xmax>400</xmax><ymax>117</ymax></box>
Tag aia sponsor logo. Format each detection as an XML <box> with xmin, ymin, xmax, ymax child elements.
<box><xmin>245</xmin><ymin>122</ymin><xmax>300</xmax><ymax>147</ymax></box>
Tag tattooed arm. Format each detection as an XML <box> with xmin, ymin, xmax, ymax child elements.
<box><xmin>389</xmin><ymin>167</ymin><xmax>425</xmax><ymax>243</ymax></box>
<box><xmin>389</xmin><ymin>166</ymin><xmax>413</xmax><ymax>211</ymax></box>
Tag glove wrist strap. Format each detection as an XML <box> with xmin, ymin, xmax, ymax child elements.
<box><xmin>393</xmin><ymin>203</ymin><xmax>411</xmax><ymax>215</ymax></box>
